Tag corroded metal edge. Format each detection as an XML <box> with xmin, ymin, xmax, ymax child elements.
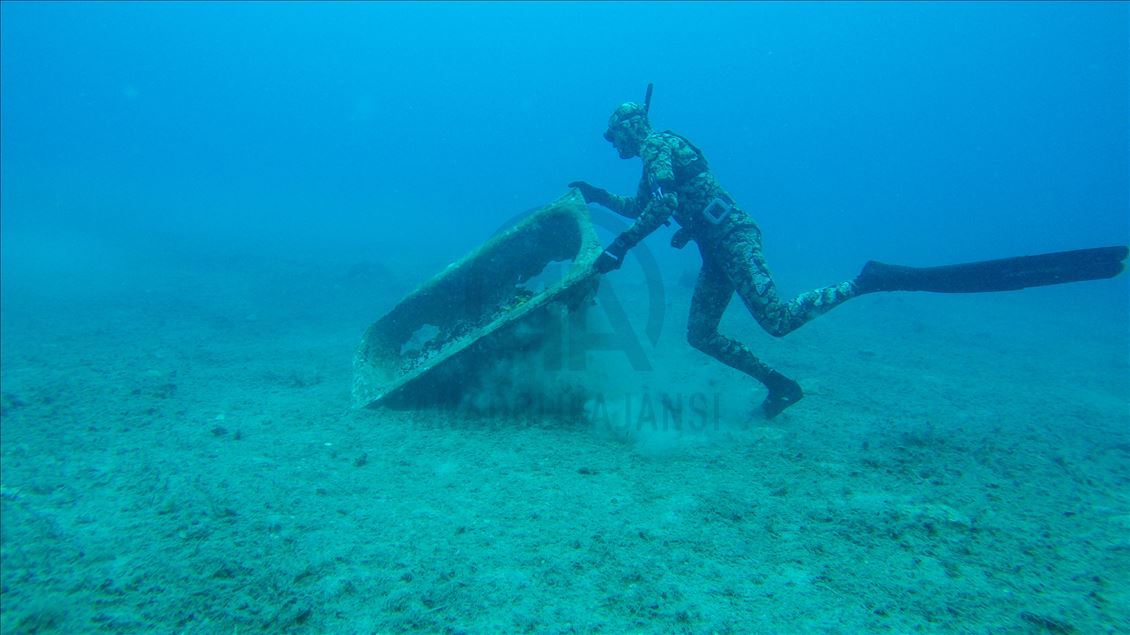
<box><xmin>351</xmin><ymin>189</ymin><xmax>601</xmax><ymax>409</ymax></box>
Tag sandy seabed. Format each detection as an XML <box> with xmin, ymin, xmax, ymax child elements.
<box><xmin>1</xmin><ymin>250</ymin><xmax>1127</xmax><ymax>634</ymax></box>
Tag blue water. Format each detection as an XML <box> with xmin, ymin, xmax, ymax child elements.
<box><xmin>1</xmin><ymin>3</ymin><xmax>1127</xmax><ymax>633</ymax></box>
<box><xmin>3</xmin><ymin>2</ymin><xmax>1126</xmax><ymax>262</ymax></box>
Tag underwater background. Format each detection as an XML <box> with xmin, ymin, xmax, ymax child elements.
<box><xmin>2</xmin><ymin>2</ymin><xmax>1127</xmax><ymax>633</ymax></box>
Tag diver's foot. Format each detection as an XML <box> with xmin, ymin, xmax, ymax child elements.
<box><xmin>761</xmin><ymin>371</ymin><xmax>804</xmax><ymax>419</ymax></box>
<box><xmin>853</xmin><ymin>260</ymin><xmax>895</xmax><ymax>294</ymax></box>
<box><xmin>854</xmin><ymin>260</ymin><xmax>923</xmax><ymax>294</ymax></box>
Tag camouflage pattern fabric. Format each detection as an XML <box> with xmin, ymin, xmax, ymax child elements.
<box><xmin>601</xmin><ymin>124</ymin><xmax>858</xmax><ymax>386</ymax></box>
<box><xmin>686</xmin><ymin>225</ymin><xmax>857</xmax><ymax>382</ymax></box>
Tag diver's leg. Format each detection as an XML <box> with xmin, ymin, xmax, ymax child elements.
<box><xmin>686</xmin><ymin>255</ymin><xmax>803</xmax><ymax>418</ymax></box>
<box><xmin>722</xmin><ymin>230</ymin><xmax>858</xmax><ymax>338</ymax></box>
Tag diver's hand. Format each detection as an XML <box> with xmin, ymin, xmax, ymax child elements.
<box><xmin>594</xmin><ymin>251</ymin><xmax>621</xmax><ymax>274</ymax></box>
<box><xmin>594</xmin><ymin>235</ymin><xmax>630</xmax><ymax>274</ymax></box>
<box><xmin>568</xmin><ymin>181</ymin><xmax>612</xmax><ymax>206</ymax></box>
<box><xmin>670</xmin><ymin>228</ymin><xmax>692</xmax><ymax>249</ymax></box>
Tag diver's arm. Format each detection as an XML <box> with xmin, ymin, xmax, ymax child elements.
<box><xmin>616</xmin><ymin>192</ymin><xmax>677</xmax><ymax>248</ymax></box>
<box><xmin>615</xmin><ymin>138</ymin><xmax>677</xmax><ymax>248</ymax></box>
<box><xmin>592</xmin><ymin>138</ymin><xmax>677</xmax><ymax>273</ymax></box>
<box><xmin>568</xmin><ymin>180</ymin><xmax>640</xmax><ymax>218</ymax></box>
<box><xmin>605</xmin><ymin>193</ymin><xmax>641</xmax><ymax>219</ymax></box>
<box><xmin>594</xmin><ymin>192</ymin><xmax>676</xmax><ymax>273</ymax></box>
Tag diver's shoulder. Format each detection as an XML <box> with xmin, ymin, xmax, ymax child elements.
<box><xmin>642</xmin><ymin>131</ymin><xmax>681</xmax><ymax>153</ymax></box>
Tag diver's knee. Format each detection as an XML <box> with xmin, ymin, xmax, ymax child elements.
<box><xmin>754</xmin><ymin>308</ymin><xmax>794</xmax><ymax>338</ymax></box>
<box><xmin>764</xmin><ymin>325</ymin><xmax>789</xmax><ymax>338</ymax></box>
<box><xmin>686</xmin><ymin>327</ymin><xmax>712</xmax><ymax>350</ymax></box>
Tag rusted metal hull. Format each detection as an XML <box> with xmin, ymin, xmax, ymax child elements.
<box><xmin>352</xmin><ymin>190</ymin><xmax>602</xmax><ymax>409</ymax></box>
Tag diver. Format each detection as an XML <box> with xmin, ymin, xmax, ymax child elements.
<box><xmin>571</xmin><ymin>85</ymin><xmax>1128</xmax><ymax>418</ymax></box>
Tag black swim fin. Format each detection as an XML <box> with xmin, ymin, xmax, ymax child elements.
<box><xmin>854</xmin><ymin>245</ymin><xmax>1129</xmax><ymax>294</ymax></box>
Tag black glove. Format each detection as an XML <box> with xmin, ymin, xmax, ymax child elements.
<box><xmin>568</xmin><ymin>180</ymin><xmax>612</xmax><ymax>207</ymax></box>
<box><xmin>594</xmin><ymin>251</ymin><xmax>620</xmax><ymax>274</ymax></box>
<box><xmin>670</xmin><ymin>228</ymin><xmax>692</xmax><ymax>249</ymax></box>
<box><xmin>594</xmin><ymin>235</ymin><xmax>631</xmax><ymax>274</ymax></box>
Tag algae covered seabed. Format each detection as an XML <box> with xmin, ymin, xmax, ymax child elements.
<box><xmin>1</xmin><ymin>248</ymin><xmax>1127</xmax><ymax>634</ymax></box>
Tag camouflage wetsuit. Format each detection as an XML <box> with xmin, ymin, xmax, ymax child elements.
<box><xmin>577</xmin><ymin>101</ymin><xmax>858</xmax><ymax>415</ymax></box>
